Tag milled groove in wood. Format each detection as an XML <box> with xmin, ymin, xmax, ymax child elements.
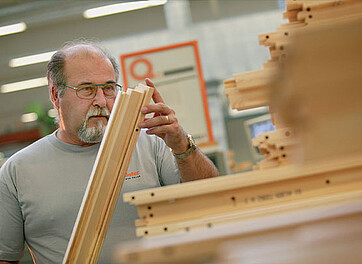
<box><xmin>136</xmin><ymin>189</ymin><xmax>362</xmax><ymax>237</ymax></box>
<box><xmin>115</xmin><ymin>201</ymin><xmax>362</xmax><ymax>263</ymax></box>
<box><xmin>135</xmin><ymin>168</ymin><xmax>362</xmax><ymax>227</ymax></box>
<box><xmin>123</xmin><ymin>154</ymin><xmax>362</xmax><ymax>205</ymax></box>
<box><xmin>62</xmin><ymin>84</ymin><xmax>153</xmax><ymax>264</ymax></box>
<box><xmin>90</xmin><ymin>91</ymin><xmax>146</xmax><ymax>262</ymax></box>
<box><xmin>89</xmin><ymin>85</ymin><xmax>154</xmax><ymax>262</ymax></box>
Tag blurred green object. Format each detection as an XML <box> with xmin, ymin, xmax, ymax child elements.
<box><xmin>25</xmin><ymin>102</ymin><xmax>56</xmax><ymax>136</ymax></box>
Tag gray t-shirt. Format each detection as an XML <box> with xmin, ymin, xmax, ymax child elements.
<box><xmin>0</xmin><ymin>130</ymin><xmax>180</xmax><ymax>263</ymax></box>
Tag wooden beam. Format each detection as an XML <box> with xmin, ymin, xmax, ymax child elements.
<box><xmin>299</xmin><ymin>0</ymin><xmax>362</xmax><ymax>24</ymax></box>
<box><xmin>115</xmin><ymin>197</ymin><xmax>362</xmax><ymax>263</ymax></box>
<box><xmin>122</xmin><ymin>154</ymin><xmax>361</xmax><ymax>229</ymax></box>
<box><xmin>62</xmin><ymin>84</ymin><xmax>154</xmax><ymax>264</ymax></box>
<box><xmin>135</xmin><ymin>189</ymin><xmax>362</xmax><ymax>237</ymax></box>
<box><xmin>123</xmin><ymin>154</ymin><xmax>361</xmax><ymax>205</ymax></box>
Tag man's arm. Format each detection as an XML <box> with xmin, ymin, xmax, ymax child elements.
<box><xmin>0</xmin><ymin>165</ymin><xmax>25</xmax><ymax>263</ymax></box>
<box><xmin>0</xmin><ymin>261</ymin><xmax>19</xmax><ymax>264</ymax></box>
<box><xmin>139</xmin><ymin>79</ymin><xmax>219</xmax><ymax>182</ymax></box>
<box><xmin>174</xmin><ymin>144</ymin><xmax>219</xmax><ymax>182</ymax></box>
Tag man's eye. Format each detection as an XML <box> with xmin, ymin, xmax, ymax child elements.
<box><xmin>103</xmin><ymin>85</ymin><xmax>114</xmax><ymax>91</ymax></box>
<box><xmin>82</xmin><ymin>86</ymin><xmax>93</xmax><ymax>91</ymax></box>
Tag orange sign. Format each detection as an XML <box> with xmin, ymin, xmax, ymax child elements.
<box><xmin>120</xmin><ymin>41</ymin><xmax>214</xmax><ymax>144</ymax></box>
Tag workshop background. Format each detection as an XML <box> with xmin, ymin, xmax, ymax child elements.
<box><xmin>0</xmin><ymin>1</ymin><xmax>285</xmax><ymax>262</ymax></box>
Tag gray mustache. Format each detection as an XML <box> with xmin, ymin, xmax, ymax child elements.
<box><xmin>86</xmin><ymin>107</ymin><xmax>110</xmax><ymax>120</ymax></box>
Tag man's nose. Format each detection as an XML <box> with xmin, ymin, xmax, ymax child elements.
<box><xmin>92</xmin><ymin>87</ymin><xmax>107</xmax><ymax>107</ymax></box>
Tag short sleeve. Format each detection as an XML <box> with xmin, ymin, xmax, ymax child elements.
<box><xmin>155</xmin><ymin>137</ymin><xmax>181</xmax><ymax>186</ymax></box>
<box><xmin>0</xmin><ymin>161</ymin><xmax>24</xmax><ymax>261</ymax></box>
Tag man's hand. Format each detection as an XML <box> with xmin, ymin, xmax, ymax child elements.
<box><xmin>138</xmin><ymin>78</ymin><xmax>189</xmax><ymax>154</ymax></box>
<box><xmin>138</xmin><ymin>78</ymin><xmax>219</xmax><ymax>182</ymax></box>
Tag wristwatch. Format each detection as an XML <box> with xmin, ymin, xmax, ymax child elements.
<box><xmin>171</xmin><ymin>134</ymin><xmax>197</xmax><ymax>159</ymax></box>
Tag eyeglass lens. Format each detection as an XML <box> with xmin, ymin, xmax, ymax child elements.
<box><xmin>77</xmin><ymin>84</ymin><xmax>119</xmax><ymax>99</ymax></box>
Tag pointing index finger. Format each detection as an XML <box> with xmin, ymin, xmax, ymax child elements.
<box><xmin>145</xmin><ymin>78</ymin><xmax>164</xmax><ymax>104</ymax></box>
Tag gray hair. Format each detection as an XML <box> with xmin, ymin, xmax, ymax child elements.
<box><xmin>47</xmin><ymin>39</ymin><xmax>120</xmax><ymax>97</ymax></box>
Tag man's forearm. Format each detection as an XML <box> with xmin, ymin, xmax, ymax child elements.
<box><xmin>176</xmin><ymin>149</ymin><xmax>219</xmax><ymax>182</ymax></box>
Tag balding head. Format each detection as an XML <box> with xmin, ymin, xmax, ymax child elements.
<box><xmin>47</xmin><ymin>40</ymin><xmax>119</xmax><ymax>98</ymax></box>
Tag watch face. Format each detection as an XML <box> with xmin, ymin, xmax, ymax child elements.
<box><xmin>188</xmin><ymin>134</ymin><xmax>195</xmax><ymax>146</ymax></box>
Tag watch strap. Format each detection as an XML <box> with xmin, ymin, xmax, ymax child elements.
<box><xmin>172</xmin><ymin>134</ymin><xmax>197</xmax><ymax>159</ymax></box>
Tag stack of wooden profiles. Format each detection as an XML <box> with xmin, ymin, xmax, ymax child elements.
<box><xmin>251</xmin><ymin>128</ymin><xmax>299</xmax><ymax>170</ymax></box>
<box><xmin>62</xmin><ymin>84</ymin><xmax>154</xmax><ymax>264</ymax></box>
<box><xmin>269</xmin><ymin>10</ymin><xmax>362</xmax><ymax>163</ymax></box>
<box><xmin>261</xmin><ymin>0</ymin><xmax>362</xmax><ymax>63</ymax></box>
<box><xmin>225</xmin><ymin>0</ymin><xmax>362</xmax><ymax>170</ymax></box>
<box><xmin>115</xmin><ymin>187</ymin><xmax>362</xmax><ymax>263</ymax></box>
<box><xmin>119</xmin><ymin>153</ymin><xmax>361</xmax><ymax>237</ymax></box>
<box><xmin>114</xmin><ymin>1</ymin><xmax>362</xmax><ymax>263</ymax></box>
<box><xmin>224</xmin><ymin>68</ymin><xmax>277</xmax><ymax>111</ymax></box>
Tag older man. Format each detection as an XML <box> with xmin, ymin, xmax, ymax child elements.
<box><xmin>0</xmin><ymin>41</ymin><xmax>218</xmax><ymax>264</ymax></box>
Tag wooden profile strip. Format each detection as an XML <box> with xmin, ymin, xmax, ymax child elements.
<box><xmin>286</xmin><ymin>0</ymin><xmax>357</xmax><ymax>12</ymax></box>
<box><xmin>299</xmin><ymin>0</ymin><xmax>362</xmax><ymax>24</ymax></box>
<box><xmin>225</xmin><ymin>86</ymin><xmax>269</xmax><ymax>110</ymax></box>
<box><xmin>136</xmin><ymin>188</ymin><xmax>362</xmax><ymax>237</ymax></box>
<box><xmin>224</xmin><ymin>69</ymin><xmax>278</xmax><ymax>110</ymax></box>
<box><xmin>283</xmin><ymin>9</ymin><xmax>299</xmax><ymax>22</ymax></box>
<box><xmin>62</xmin><ymin>84</ymin><xmax>154</xmax><ymax>264</ymax></box>
<box><xmin>134</xmin><ymin>166</ymin><xmax>362</xmax><ymax>227</ymax></box>
<box><xmin>123</xmin><ymin>154</ymin><xmax>362</xmax><ymax>205</ymax></box>
<box><xmin>115</xmin><ymin>198</ymin><xmax>362</xmax><ymax>263</ymax></box>
<box><xmin>90</xmin><ymin>84</ymin><xmax>154</xmax><ymax>262</ymax></box>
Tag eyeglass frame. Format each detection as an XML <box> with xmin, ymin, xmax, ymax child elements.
<box><xmin>62</xmin><ymin>82</ymin><xmax>123</xmax><ymax>99</ymax></box>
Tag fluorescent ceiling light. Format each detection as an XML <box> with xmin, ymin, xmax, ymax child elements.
<box><xmin>0</xmin><ymin>22</ymin><xmax>27</xmax><ymax>37</ymax></box>
<box><xmin>1</xmin><ymin>77</ymin><xmax>48</xmax><ymax>93</ymax></box>
<box><xmin>9</xmin><ymin>51</ymin><xmax>56</xmax><ymax>68</ymax></box>
<box><xmin>84</xmin><ymin>0</ymin><xmax>167</xmax><ymax>19</ymax></box>
<box><xmin>21</xmin><ymin>112</ymin><xmax>38</xmax><ymax>123</ymax></box>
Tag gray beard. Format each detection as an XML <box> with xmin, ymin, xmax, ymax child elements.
<box><xmin>78</xmin><ymin>106</ymin><xmax>110</xmax><ymax>144</ymax></box>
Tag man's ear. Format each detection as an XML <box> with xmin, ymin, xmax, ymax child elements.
<box><xmin>50</xmin><ymin>85</ymin><xmax>60</xmax><ymax>110</ymax></box>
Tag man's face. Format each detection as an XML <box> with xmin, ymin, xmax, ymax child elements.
<box><xmin>56</xmin><ymin>51</ymin><xmax>117</xmax><ymax>145</ymax></box>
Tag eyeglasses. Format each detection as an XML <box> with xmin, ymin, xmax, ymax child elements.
<box><xmin>63</xmin><ymin>82</ymin><xmax>123</xmax><ymax>99</ymax></box>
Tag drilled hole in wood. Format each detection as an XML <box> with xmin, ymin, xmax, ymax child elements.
<box><xmin>282</xmin><ymin>154</ymin><xmax>287</xmax><ymax>158</ymax></box>
<box><xmin>231</xmin><ymin>196</ymin><xmax>236</xmax><ymax>202</ymax></box>
<box><xmin>284</xmin><ymin>32</ymin><xmax>288</xmax><ymax>36</ymax></box>
<box><xmin>307</xmin><ymin>7</ymin><xmax>311</xmax><ymax>11</ymax></box>
<box><xmin>266</xmin><ymin>35</ymin><xmax>269</xmax><ymax>39</ymax></box>
<box><xmin>136</xmin><ymin>128</ymin><xmax>139</xmax><ymax>132</ymax></box>
<box><xmin>164</xmin><ymin>227</ymin><xmax>168</xmax><ymax>231</ymax></box>
<box><xmin>151</xmin><ymin>192</ymin><xmax>155</xmax><ymax>197</ymax></box>
<box><xmin>147</xmin><ymin>206</ymin><xmax>152</xmax><ymax>210</ymax></box>
<box><xmin>131</xmin><ymin>196</ymin><xmax>135</xmax><ymax>200</ymax></box>
<box><xmin>149</xmin><ymin>214</ymin><xmax>154</xmax><ymax>217</ymax></box>
<box><xmin>280</xmin><ymin>46</ymin><xmax>284</xmax><ymax>50</ymax></box>
<box><xmin>207</xmin><ymin>223</ymin><xmax>213</xmax><ymax>228</ymax></box>
<box><xmin>144</xmin><ymin>231</ymin><xmax>148</xmax><ymax>235</ymax></box>
<box><xmin>309</xmin><ymin>15</ymin><xmax>313</xmax><ymax>19</ymax></box>
<box><xmin>285</xmin><ymin>131</ymin><xmax>291</xmax><ymax>137</ymax></box>
<box><xmin>265</xmin><ymin>136</ymin><xmax>269</xmax><ymax>139</ymax></box>
<box><xmin>185</xmin><ymin>227</ymin><xmax>190</xmax><ymax>232</ymax></box>
<box><xmin>326</xmin><ymin>180</ymin><xmax>330</xmax><ymax>184</ymax></box>
<box><xmin>280</xmin><ymin>146</ymin><xmax>284</xmax><ymax>150</ymax></box>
